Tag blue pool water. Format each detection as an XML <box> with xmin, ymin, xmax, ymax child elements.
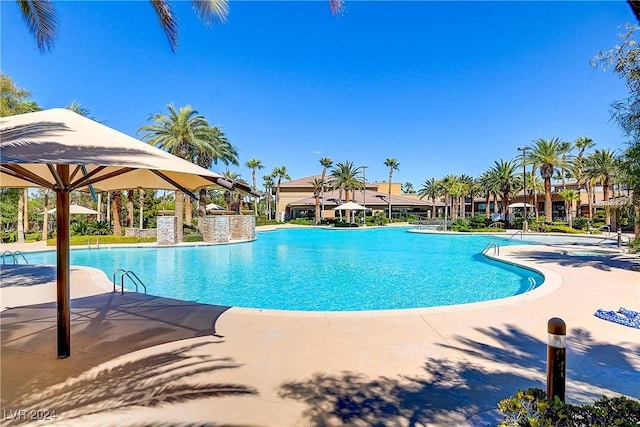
<box><xmin>24</xmin><ymin>228</ymin><xmax>543</xmax><ymax>311</ymax></box>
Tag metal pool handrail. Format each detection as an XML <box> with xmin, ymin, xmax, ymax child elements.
<box><xmin>113</xmin><ymin>269</ymin><xmax>147</xmax><ymax>295</ymax></box>
<box><xmin>483</xmin><ymin>242</ymin><xmax>500</xmax><ymax>255</ymax></box>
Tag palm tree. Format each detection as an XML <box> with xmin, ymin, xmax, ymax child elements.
<box><xmin>138</xmin><ymin>104</ymin><xmax>219</xmax><ymax>241</ymax></box>
<box><xmin>487</xmin><ymin>159</ymin><xmax>520</xmax><ymax>226</ymax></box>
<box><xmin>572</xmin><ymin>136</ymin><xmax>596</xmax><ymax>216</ymax></box>
<box><xmin>263</xmin><ymin>175</ymin><xmax>274</xmax><ymax>220</ymax></box>
<box><xmin>527</xmin><ymin>137</ymin><xmax>570</xmax><ymax>222</ymax></box>
<box><xmin>111</xmin><ymin>191</ymin><xmax>123</xmax><ymax>236</ymax></box>
<box><xmin>245</xmin><ymin>159</ymin><xmax>264</xmax><ymax>216</ymax></box>
<box><xmin>457</xmin><ymin>174</ymin><xmax>474</xmax><ymax>219</ymax></box>
<box><xmin>383</xmin><ymin>158</ymin><xmax>400</xmax><ymax>220</ymax></box>
<box><xmin>478</xmin><ymin>171</ymin><xmax>496</xmax><ymax>219</ymax></box>
<box><xmin>17</xmin><ymin>0</ymin><xmax>229</xmax><ymax>52</ymax></box>
<box><xmin>271</xmin><ymin>166</ymin><xmax>290</xmax><ymax>222</ymax></box>
<box><xmin>191</xmin><ymin>126</ymin><xmax>239</xmax><ymax>229</ymax></box>
<box><xmin>559</xmin><ymin>189</ymin><xmax>580</xmax><ymax>228</ymax></box>
<box><xmin>319</xmin><ymin>157</ymin><xmax>333</xmax><ymax>220</ymax></box>
<box><xmin>438</xmin><ymin>175</ymin><xmax>458</xmax><ymax>228</ymax></box>
<box><xmin>222</xmin><ymin>169</ymin><xmax>242</xmax><ymax>211</ymax></box>
<box><xmin>330</xmin><ymin>161</ymin><xmax>364</xmax><ymax>223</ymax></box>
<box><xmin>402</xmin><ymin>182</ymin><xmax>415</xmax><ymax>194</ymax></box>
<box><xmin>309</xmin><ymin>177</ymin><xmax>325</xmax><ymax>225</ymax></box>
<box><xmin>417</xmin><ymin>177</ymin><xmax>441</xmax><ymax>219</ymax></box>
<box><xmin>584</xmin><ymin>149</ymin><xmax>620</xmax><ymax>225</ymax></box>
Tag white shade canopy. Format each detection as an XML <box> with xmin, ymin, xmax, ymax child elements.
<box><xmin>206</xmin><ymin>203</ymin><xmax>225</xmax><ymax>211</ymax></box>
<box><xmin>44</xmin><ymin>205</ymin><xmax>99</xmax><ymax>215</ymax></box>
<box><xmin>508</xmin><ymin>202</ymin><xmax>533</xmax><ymax>208</ymax></box>
<box><xmin>333</xmin><ymin>201</ymin><xmax>367</xmax><ymax>211</ymax></box>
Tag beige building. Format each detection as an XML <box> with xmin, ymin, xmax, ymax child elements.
<box><xmin>274</xmin><ymin>176</ymin><xmax>430</xmax><ymax>221</ymax></box>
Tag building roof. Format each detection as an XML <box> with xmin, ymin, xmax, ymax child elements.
<box><xmin>288</xmin><ymin>189</ymin><xmax>431</xmax><ymax>208</ymax></box>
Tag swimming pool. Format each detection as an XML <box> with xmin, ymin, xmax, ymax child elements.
<box><xmin>24</xmin><ymin>228</ymin><xmax>543</xmax><ymax>311</ymax></box>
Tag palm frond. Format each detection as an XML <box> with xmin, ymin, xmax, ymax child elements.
<box><xmin>150</xmin><ymin>0</ymin><xmax>179</xmax><ymax>52</ymax></box>
<box><xmin>191</xmin><ymin>0</ymin><xmax>228</xmax><ymax>25</ymax></box>
<box><xmin>17</xmin><ymin>0</ymin><xmax>58</xmax><ymax>52</ymax></box>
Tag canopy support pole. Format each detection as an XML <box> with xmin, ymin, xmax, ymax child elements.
<box><xmin>56</xmin><ymin>165</ymin><xmax>71</xmax><ymax>358</ymax></box>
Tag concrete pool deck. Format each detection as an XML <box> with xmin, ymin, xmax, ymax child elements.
<box><xmin>1</xmin><ymin>235</ymin><xmax>639</xmax><ymax>426</ymax></box>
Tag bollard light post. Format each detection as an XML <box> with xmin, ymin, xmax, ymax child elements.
<box><xmin>546</xmin><ymin>317</ymin><xmax>566</xmax><ymax>401</ymax></box>
<box><xmin>618</xmin><ymin>227</ymin><xmax>622</xmax><ymax>248</ymax></box>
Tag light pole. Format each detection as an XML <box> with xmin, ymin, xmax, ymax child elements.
<box><xmin>517</xmin><ymin>146</ymin><xmax>529</xmax><ymax>232</ymax></box>
<box><xmin>360</xmin><ymin>165</ymin><xmax>368</xmax><ymax>225</ymax></box>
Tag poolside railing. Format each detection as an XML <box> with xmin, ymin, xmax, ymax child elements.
<box><xmin>113</xmin><ymin>269</ymin><xmax>147</xmax><ymax>295</ymax></box>
<box><xmin>1</xmin><ymin>250</ymin><xmax>28</xmax><ymax>265</ymax></box>
<box><xmin>482</xmin><ymin>242</ymin><xmax>500</xmax><ymax>256</ymax></box>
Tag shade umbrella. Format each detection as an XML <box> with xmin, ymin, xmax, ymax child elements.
<box><xmin>44</xmin><ymin>204</ymin><xmax>100</xmax><ymax>215</ymax></box>
<box><xmin>0</xmin><ymin>108</ymin><xmax>259</xmax><ymax>358</ymax></box>
<box><xmin>333</xmin><ymin>201</ymin><xmax>367</xmax><ymax>211</ymax></box>
<box><xmin>507</xmin><ymin>202</ymin><xmax>533</xmax><ymax>208</ymax></box>
<box><xmin>205</xmin><ymin>203</ymin><xmax>225</xmax><ymax>211</ymax></box>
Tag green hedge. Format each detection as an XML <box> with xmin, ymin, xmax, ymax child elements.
<box><xmin>288</xmin><ymin>219</ymin><xmax>314</xmax><ymax>225</ymax></box>
<box><xmin>498</xmin><ymin>388</ymin><xmax>640</xmax><ymax>426</ymax></box>
<box><xmin>183</xmin><ymin>233</ymin><xmax>203</xmax><ymax>242</ymax></box>
<box><xmin>47</xmin><ymin>235</ymin><xmax>156</xmax><ymax>246</ymax></box>
<box><xmin>457</xmin><ymin>227</ymin><xmax>506</xmax><ymax>233</ymax></box>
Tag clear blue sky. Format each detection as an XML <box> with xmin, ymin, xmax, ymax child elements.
<box><xmin>0</xmin><ymin>1</ymin><xmax>634</xmax><ymax>188</ymax></box>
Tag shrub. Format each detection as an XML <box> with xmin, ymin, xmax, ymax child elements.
<box><xmin>25</xmin><ymin>232</ymin><xmax>42</xmax><ymax>242</ymax></box>
<box><xmin>71</xmin><ymin>220</ymin><xmax>90</xmax><ymax>236</ymax></box>
<box><xmin>1</xmin><ymin>230</ymin><xmax>17</xmax><ymax>243</ymax></box>
<box><xmin>367</xmin><ymin>212</ymin><xmax>389</xmax><ymax>226</ymax></box>
<box><xmin>183</xmin><ymin>233</ymin><xmax>203</xmax><ymax>242</ymax></box>
<box><xmin>289</xmin><ymin>218</ymin><xmax>314</xmax><ymax>225</ymax></box>
<box><xmin>545</xmin><ymin>224</ymin><xmax>582</xmax><ymax>234</ymax></box>
<box><xmin>88</xmin><ymin>221</ymin><xmax>112</xmax><ymax>235</ymax></box>
<box><xmin>629</xmin><ymin>237</ymin><xmax>640</xmax><ymax>254</ymax></box>
<box><xmin>571</xmin><ymin>217</ymin><xmax>588</xmax><ymax>231</ymax></box>
<box><xmin>469</xmin><ymin>215</ymin><xmax>488</xmax><ymax>229</ymax></box>
<box><xmin>451</xmin><ymin>218</ymin><xmax>470</xmax><ymax>231</ymax></box>
<box><xmin>498</xmin><ymin>388</ymin><xmax>640</xmax><ymax>426</ymax></box>
<box><xmin>47</xmin><ymin>235</ymin><xmax>157</xmax><ymax>246</ymax></box>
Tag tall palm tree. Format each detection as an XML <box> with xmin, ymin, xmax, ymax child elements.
<box><xmin>527</xmin><ymin>137</ymin><xmax>569</xmax><ymax>221</ymax></box>
<box><xmin>330</xmin><ymin>161</ymin><xmax>364</xmax><ymax>223</ymax></box>
<box><xmin>402</xmin><ymin>182</ymin><xmax>415</xmax><ymax>194</ymax></box>
<box><xmin>271</xmin><ymin>166</ymin><xmax>290</xmax><ymax>222</ymax></box>
<box><xmin>584</xmin><ymin>149</ymin><xmax>620</xmax><ymax>225</ymax></box>
<box><xmin>138</xmin><ymin>104</ymin><xmax>218</xmax><ymax>241</ymax></box>
<box><xmin>559</xmin><ymin>189</ymin><xmax>580</xmax><ymax>228</ymax></box>
<box><xmin>319</xmin><ymin>157</ymin><xmax>333</xmax><ymax>220</ymax></box>
<box><xmin>245</xmin><ymin>158</ymin><xmax>264</xmax><ymax>216</ymax></box>
<box><xmin>417</xmin><ymin>177</ymin><xmax>441</xmax><ymax>218</ymax></box>
<box><xmin>111</xmin><ymin>191</ymin><xmax>123</xmax><ymax>236</ymax></box>
<box><xmin>263</xmin><ymin>175</ymin><xmax>274</xmax><ymax>220</ymax></box>
<box><xmin>191</xmin><ymin>126</ymin><xmax>239</xmax><ymax>229</ymax></box>
<box><xmin>487</xmin><ymin>159</ymin><xmax>520</xmax><ymax>226</ymax></box>
<box><xmin>438</xmin><ymin>175</ymin><xmax>458</xmax><ymax>227</ymax></box>
<box><xmin>457</xmin><ymin>174</ymin><xmax>474</xmax><ymax>218</ymax></box>
<box><xmin>17</xmin><ymin>0</ymin><xmax>229</xmax><ymax>52</ymax></box>
<box><xmin>383</xmin><ymin>158</ymin><xmax>400</xmax><ymax>220</ymax></box>
<box><xmin>572</xmin><ymin>136</ymin><xmax>596</xmax><ymax>216</ymax></box>
<box><xmin>478</xmin><ymin>171</ymin><xmax>496</xmax><ymax>219</ymax></box>
<box><xmin>309</xmin><ymin>177</ymin><xmax>325</xmax><ymax>225</ymax></box>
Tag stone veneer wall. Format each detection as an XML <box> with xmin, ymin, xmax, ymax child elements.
<box><xmin>156</xmin><ymin>216</ymin><xmax>177</xmax><ymax>245</ymax></box>
<box><xmin>202</xmin><ymin>216</ymin><xmax>230</xmax><ymax>243</ymax></box>
<box><xmin>230</xmin><ymin>215</ymin><xmax>256</xmax><ymax>241</ymax></box>
<box><xmin>125</xmin><ymin>228</ymin><xmax>157</xmax><ymax>238</ymax></box>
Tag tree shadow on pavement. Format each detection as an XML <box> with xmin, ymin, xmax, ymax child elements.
<box><xmin>279</xmin><ymin>324</ymin><xmax>639</xmax><ymax>425</ymax></box>
<box><xmin>4</xmin><ymin>341</ymin><xmax>257</xmax><ymax>426</ymax></box>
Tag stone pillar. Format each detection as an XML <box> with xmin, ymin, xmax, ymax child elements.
<box><xmin>230</xmin><ymin>215</ymin><xmax>256</xmax><ymax>241</ymax></box>
<box><xmin>157</xmin><ymin>216</ymin><xmax>177</xmax><ymax>245</ymax></box>
<box><xmin>203</xmin><ymin>215</ymin><xmax>230</xmax><ymax>243</ymax></box>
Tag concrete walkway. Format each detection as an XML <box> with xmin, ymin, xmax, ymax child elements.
<box><xmin>1</xmin><ymin>238</ymin><xmax>639</xmax><ymax>426</ymax></box>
